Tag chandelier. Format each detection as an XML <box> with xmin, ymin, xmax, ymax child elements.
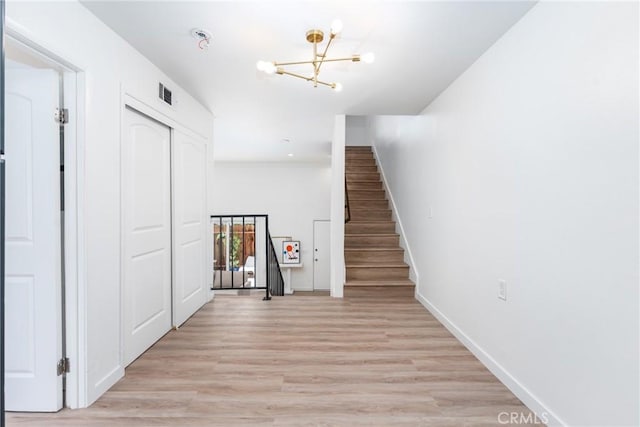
<box><xmin>256</xmin><ymin>19</ymin><xmax>374</xmax><ymax>92</ymax></box>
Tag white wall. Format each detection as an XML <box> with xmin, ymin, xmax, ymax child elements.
<box><xmin>330</xmin><ymin>115</ymin><xmax>346</xmax><ymax>298</ymax></box>
<box><xmin>6</xmin><ymin>0</ymin><xmax>214</xmax><ymax>407</ymax></box>
<box><xmin>346</xmin><ymin>115</ymin><xmax>368</xmax><ymax>146</ymax></box>
<box><xmin>211</xmin><ymin>162</ymin><xmax>331</xmax><ymax>291</ymax></box>
<box><xmin>368</xmin><ymin>2</ymin><xmax>638</xmax><ymax>426</ymax></box>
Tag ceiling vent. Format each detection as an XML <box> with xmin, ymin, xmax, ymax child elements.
<box><xmin>158</xmin><ymin>82</ymin><xmax>172</xmax><ymax>106</ymax></box>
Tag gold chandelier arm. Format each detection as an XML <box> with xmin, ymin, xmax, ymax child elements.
<box><xmin>274</xmin><ymin>57</ymin><xmax>357</xmax><ymax>67</ymax></box>
<box><xmin>277</xmin><ymin>68</ymin><xmax>313</xmax><ymax>82</ymax></box>
<box><xmin>276</xmin><ymin>68</ymin><xmax>336</xmax><ymax>89</ymax></box>
<box><xmin>313</xmin><ymin>39</ymin><xmax>318</xmax><ymax>87</ymax></box>
<box><xmin>315</xmin><ymin>79</ymin><xmax>336</xmax><ymax>88</ymax></box>
<box><xmin>275</xmin><ymin>59</ymin><xmax>317</xmax><ymax>66</ymax></box>
<box><xmin>316</xmin><ymin>34</ymin><xmax>335</xmax><ymax>74</ymax></box>
<box><xmin>319</xmin><ymin>56</ymin><xmax>360</xmax><ymax>63</ymax></box>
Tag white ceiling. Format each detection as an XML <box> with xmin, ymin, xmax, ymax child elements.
<box><xmin>81</xmin><ymin>0</ymin><xmax>536</xmax><ymax>161</ymax></box>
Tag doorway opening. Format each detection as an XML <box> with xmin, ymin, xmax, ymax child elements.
<box><xmin>4</xmin><ymin>35</ymin><xmax>80</xmax><ymax>412</ymax></box>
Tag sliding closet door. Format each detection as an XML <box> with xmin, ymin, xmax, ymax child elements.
<box><xmin>122</xmin><ymin>106</ymin><xmax>172</xmax><ymax>366</ymax></box>
<box><xmin>172</xmin><ymin>131</ymin><xmax>207</xmax><ymax>326</ymax></box>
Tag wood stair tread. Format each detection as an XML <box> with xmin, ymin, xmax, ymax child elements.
<box><xmin>344</xmin><ymin>247</ymin><xmax>403</xmax><ymax>252</ymax></box>
<box><xmin>346</xmin><ymin>220</ymin><xmax>394</xmax><ymax>224</ymax></box>
<box><xmin>350</xmin><ymin>202</ymin><xmax>388</xmax><ymax>205</ymax></box>
<box><xmin>345</xmin><ymin>280</ymin><xmax>415</xmax><ymax>287</ymax></box>
<box><xmin>345</xmin><ymin>233</ymin><xmax>398</xmax><ymax>237</ymax></box>
<box><xmin>346</xmin><ymin>263</ymin><xmax>409</xmax><ymax>268</ymax></box>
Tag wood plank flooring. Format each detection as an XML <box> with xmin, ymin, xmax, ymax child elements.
<box><xmin>7</xmin><ymin>288</ymin><xmax>540</xmax><ymax>426</ymax></box>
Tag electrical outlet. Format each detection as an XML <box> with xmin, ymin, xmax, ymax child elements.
<box><xmin>498</xmin><ymin>280</ymin><xmax>507</xmax><ymax>301</ymax></box>
<box><xmin>428</xmin><ymin>207</ymin><xmax>434</xmax><ymax>219</ymax></box>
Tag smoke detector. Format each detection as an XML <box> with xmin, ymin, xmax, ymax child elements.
<box><xmin>191</xmin><ymin>28</ymin><xmax>212</xmax><ymax>50</ymax></box>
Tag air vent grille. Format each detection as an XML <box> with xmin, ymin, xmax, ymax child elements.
<box><xmin>158</xmin><ymin>83</ymin><xmax>173</xmax><ymax>106</ymax></box>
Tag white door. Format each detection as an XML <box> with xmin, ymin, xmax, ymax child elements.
<box><xmin>5</xmin><ymin>69</ymin><xmax>63</xmax><ymax>411</ymax></box>
<box><xmin>122</xmin><ymin>106</ymin><xmax>172</xmax><ymax>366</ymax></box>
<box><xmin>313</xmin><ymin>220</ymin><xmax>331</xmax><ymax>290</ymax></box>
<box><xmin>172</xmin><ymin>130</ymin><xmax>207</xmax><ymax>327</ymax></box>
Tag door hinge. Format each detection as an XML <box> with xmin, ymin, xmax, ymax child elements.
<box><xmin>55</xmin><ymin>108</ymin><xmax>69</xmax><ymax>125</ymax></box>
<box><xmin>57</xmin><ymin>357</ymin><xmax>70</xmax><ymax>376</ymax></box>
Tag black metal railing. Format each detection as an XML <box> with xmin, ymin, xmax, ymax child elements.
<box><xmin>266</xmin><ymin>230</ymin><xmax>285</xmax><ymax>297</ymax></box>
<box><xmin>210</xmin><ymin>214</ymin><xmax>285</xmax><ymax>300</ymax></box>
<box><xmin>345</xmin><ymin>179</ymin><xmax>351</xmax><ymax>223</ymax></box>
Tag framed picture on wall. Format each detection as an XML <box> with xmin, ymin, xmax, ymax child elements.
<box><xmin>282</xmin><ymin>240</ymin><xmax>300</xmax><ymax>264</ymax></box>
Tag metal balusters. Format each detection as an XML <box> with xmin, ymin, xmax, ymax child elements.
<box><xmin>266</xmin><ymin>230</ymin><xmax>285</xmax><ymax>297</ymax></box>
<box><xmin>210</xmin><ymin>214</ymin><xmax>285</xmax><ymax>299</ymax></box>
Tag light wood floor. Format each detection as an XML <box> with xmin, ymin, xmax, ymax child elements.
<box><xmin>8</xmin><ymin>288</ymin><xmax>540</xmax><ymax>426</ymax></box>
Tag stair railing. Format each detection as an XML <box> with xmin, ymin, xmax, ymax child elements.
<box><xmin>210</xmin><ymin>214</ymin><xmax>285</xmax><ymax>300</ymax></box>
<box><xmin>345</xmin><ymin>179</ymin><xmax>351</xmax><ymax>224</ymax></box>
<box><xmin>266</xmin><ymin>229</ymin><xmax>285</xmax><ymax>298</ymax></box>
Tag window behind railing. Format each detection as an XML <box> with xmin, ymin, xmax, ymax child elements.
<box><xmin>211</xmin><ymin>214</ymin><xmax>284</xmax><ymax>300</ymax></box>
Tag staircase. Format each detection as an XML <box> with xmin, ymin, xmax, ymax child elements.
<box><xmin>344</xmin><ymin>146</ymin><xmax>414</xmax><ymax>287</ymax></box>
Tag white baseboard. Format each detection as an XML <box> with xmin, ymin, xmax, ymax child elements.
<box><xmin>371</xmin><ymin>145</ymin><xmax>419</xmax><ymax>287</ymax></box>
<box><xmin>89</xmin><ymin>365</ymin><xmax>124</xmax><ymax>407</ymax></box>
<box><xmin>414</xmin><ymin>289</ymin><xmax>565</xmax><ymax>427</ymax></box>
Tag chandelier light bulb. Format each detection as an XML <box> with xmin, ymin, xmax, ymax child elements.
<box><xmin>263</xmin><ymin>62</ymin><xmax>277</xmax><ymax>74</ymax></box>
<box><xmin>333</xmin><ymin>82</ymin><xmax>343</xmax><ymax>92</ymax></box>
<box><xmin>330</xmin><ymin>19</ymin><xmax>343</xmax><ymax>35</ymax></box>
<box><xmin>361</xmin><ymin>52</ymin><xmax>375</xmax><ymax>64</ymax></box>
<box><xmin>257</xmin><ymin>60</ymin><xmax>277</xmax><ymax>74</ymax></box>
